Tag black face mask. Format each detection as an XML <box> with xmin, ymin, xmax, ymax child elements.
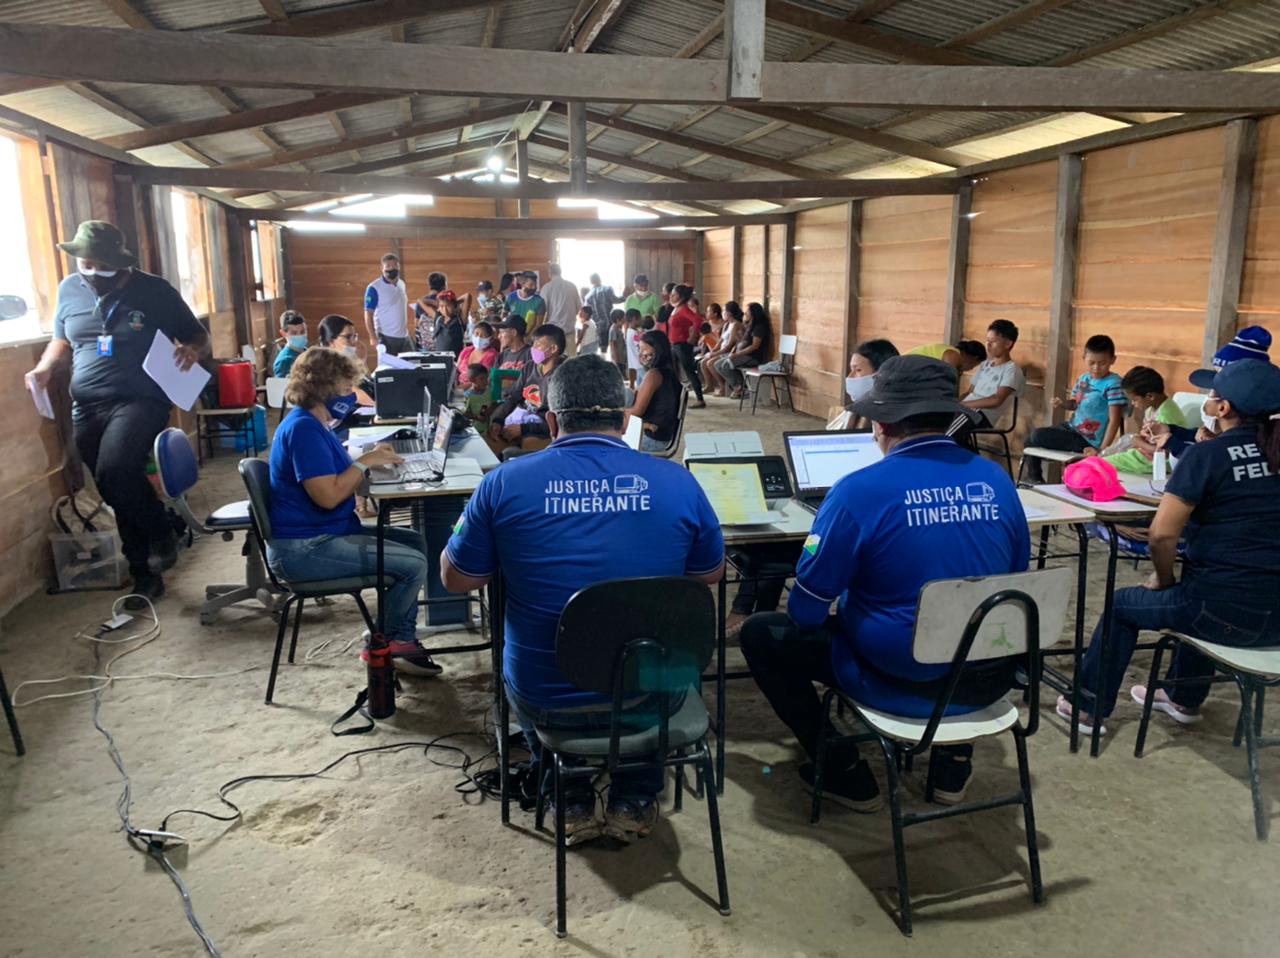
<box><xmin>87</xmin><ymin>273</ymin><xmax>120</xmax><ymax>296</ymax></box>
<box><xmin>383</xmin><ymin>269</ymin><xmax>400</xmax><ymax>281</ymax></box>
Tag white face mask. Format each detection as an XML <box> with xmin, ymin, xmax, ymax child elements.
<box><xmin>343</xmin><ymin>345</ymin><xmax>359</xmax><ymax>358</ymax></box>
<box><xmin>1200</xmin><ymin>398</ymin><xmax>1219</xmax><ymax>433</ymax></box>
<box><xmin>845</xmin><ymin>375</ymin><xmax>875</xmax><ymax>403</ymax></box>
<box><xmin>78</xmin><ymin>262</ymin><xmax>118</xmax><ymax>279</ymax></box>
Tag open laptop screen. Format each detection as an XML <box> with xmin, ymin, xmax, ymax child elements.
<box><xmin>784</xmin><ymin>431</ymin><xmax>883</xmax><ymax>495</ymax></box>
<box><xmin>432</xmin><ymin>406</ymin><xmax>454</xmax><ymax>454</ymax></box>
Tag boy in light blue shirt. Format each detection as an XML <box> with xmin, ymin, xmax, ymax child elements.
<box><xmin>1025</xmin><ymin>333</ymin><xmax>1127</xmax><ymax>482</ymax></box>
<box><xmin>272</xmin><ymin>309</ymin><xmax>308</xmax><ymax>378</ymax></box>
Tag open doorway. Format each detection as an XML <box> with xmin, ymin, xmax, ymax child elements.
<box><xmin>555</xmin><ymin>238</ymin><xmax>625</xmax><ymax>294</ymax></box>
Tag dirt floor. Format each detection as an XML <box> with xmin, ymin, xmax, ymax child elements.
<box><xmin>2</xmin><ymin>393</ymin><xmax>1278</xmax><ymax>957</ymax></box>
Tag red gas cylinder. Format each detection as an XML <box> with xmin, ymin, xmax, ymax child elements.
<box><xmin>216</xmin><ymin>360</ymin><xmax>257</xmax><ymax>408</ymax></box>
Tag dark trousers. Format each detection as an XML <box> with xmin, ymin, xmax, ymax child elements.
<box><xmin>672</xmin><ymin>342</ymin><xmax>703</xmax><ymax>401</ymax></box>
<box><xmin>729</xmin><ymin>543</ymin><xmax>801</xmax><ymax>616</ymax></box>
<box><xmin>740</xmin><ymin>614</ymin><xmax>976</xmax><ymax>769</ymax></box>
<box><xmin>74</xmin><ymin>398</ymin><xmax>173</xmax><ymax>577</ymax></box>
<box><xmin>378</xmin><ymin>334</ymin><xmax>413</xmax><ymax>356</ymax></box>
<box><xmin>1024</xmin><ymin>423</ymin><xmax>1091</xmax><ymax>481</ymax></box>
<box><xmin>1078</xmin><ymin>583</ymin><xmax>1280</xmax><ymax>718</ymax></box>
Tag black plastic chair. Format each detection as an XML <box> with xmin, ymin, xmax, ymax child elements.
<box><xmin>2</xmin><ymin>666</ymin><xmax>23</xmax><ymax>756</ymax></box>
<box><xmin>810</xmin><ymin>567</ymin><xmax>1072</xmax><ymax>936</ymax></box>
<box><xmin>1135</xmin><ymin>631</ymin><xmax>1280</xmax><ymax>841</ymax></box>
<box><xmin>973</xmin><ymin>395</ymin><xmax>1020</xmax><ymax>477</ymax></box>
<box><xmin>238</xmin><ymin>459</ymin><xmax>378</xmax><ymax>705</ymax></box>
<box><xmin>500</xmin><ymin>576</ymin><xmax>731</xmax><ymax>938</ymax></box>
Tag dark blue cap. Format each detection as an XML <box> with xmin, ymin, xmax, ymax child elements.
<box><xmin>1209</xmin><ymin>359</ymin><xmax>1280</xmax><ymax>417</ymax></box>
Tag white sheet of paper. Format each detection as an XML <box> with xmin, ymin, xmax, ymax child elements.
<box><xmin>142</xmin><ymin>330</ymin><xmax>211</xmax><ymax>411</ymax></box>
<box><xmin>623</xmin><ymin>415</ymin><xmax>643</xmax><ymax>450</ymax></box>
<box><xmin>1023</xmin><ymin>505</ymin><xmax>1049</xmax><ymax>520</ymax></box>
<box><xmin>375</xmin><ymin>345</ymin><xmax>416</xmax><ymax>370</ymax></box>
<box><xmin>25</xmin><ymin>373</ymin><xmax>54</xmax><ymax>419</ymax></box>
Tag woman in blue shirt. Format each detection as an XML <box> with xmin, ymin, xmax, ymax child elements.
<box><xmin>267</xmin><ymin>348</ymin><xmax>439</xmax><ymax>675</ymax></box>
<box><xmin>1067</xmin><ymin>360</ymin><xmax>1280</xmax><ymax>734</ymax></box>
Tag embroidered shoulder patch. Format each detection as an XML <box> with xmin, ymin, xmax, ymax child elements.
<box><xmin>803</xmin><ymin>533</ymin><xmax>821</xmax><ymax>556</ymax></box>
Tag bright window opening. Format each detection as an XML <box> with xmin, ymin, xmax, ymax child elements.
<box><xmin>555</xmin><ymin>238</ymin><xmax>625</xmax><ymax>292</ymax></box>
<box><xmin>0</xmin><ymin>135</ymin><xmax>40</xmax><ymax>344</ymax></box>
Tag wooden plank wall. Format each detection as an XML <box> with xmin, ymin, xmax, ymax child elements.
<box><xmin>46</xmin><ymin>143</ymin><xmax>116</xmax><ymax>276</ymax></box>
<box><xmin>701</xmin><ymin>227</ymin><xmax>734</xmax><ymax>313</ymax></box>
<box><xmin>767</xmin><ymin>223</ymin><xmax>786</xmax><ymax>341</ymax></box>
<box><xmin>789</xmin><ymin>205</ymin><xmax>850</xmax><ymax>416</ymax></box>
<box><xmin>1241</xmin><ymin>115</ymin><xmax>1280</xmax><ymax>333</ymax></box>
<box><xmin>964</xmin><ymin>161</ymin><xmax>1057</xmax><ymax>443</ymax></box>
<box><xmin>624</xmin><ymin>239</ymin><xmax>695</xmax><ymax>292</ymax></box>
<box><xmin>1075</xmin><ymin>127</ymin><xmax>1225</xmax><ymax>393</ymax></box>
<box><xmin>739</xmin><ymin>224</ymin><xmax>766</xmax><ymax>308</ymax></box>
<box><xmin>857</xmin><ymin>194</ymin><xmax>952</xmax><ymax>352</ymax></box>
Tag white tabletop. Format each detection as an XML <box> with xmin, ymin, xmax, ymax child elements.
<box><xmin>1033</xmin><ymin>483</ymin><xmax>1160</xmax><ymax>518</ymax></box>
<box><xmin>721</xmin><ymin>498</ymin><xmax>814</xmax><ymax>544</ymax></box>
<box><xmin>1018</xmin><ymin>488</ymin><xmax>1095</xmax><ymax>529</ymax></box>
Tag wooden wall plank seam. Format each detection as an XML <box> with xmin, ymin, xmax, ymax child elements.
<box><xmin>1046</xmin><ymin>154</ymin><xmax>1082</xmax><ymax>428</ymax></box>
<box><xmin>1205</xmin><ymin>117</ymin><xmax>1259</xmax><ymax>364</ymax></box>
<box><xmin>943</xmin><ymin>183</ymin><xmax>973</xmax><ymax>345</ymax></box>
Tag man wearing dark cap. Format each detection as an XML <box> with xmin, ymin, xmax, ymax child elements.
<box><xmin>740</xmin><ymin>355</ymin><xmax>1030</xmax><ymax>810</ymax></box>
<box><xmin>26</xmin><ymin>220</ymin><xmax>210</xmax><ymax>603</ymax></box>
<box><xmin>493</xmin><ymin>314</ymin><xmax>534</xmax><ymax>402</ymax></box>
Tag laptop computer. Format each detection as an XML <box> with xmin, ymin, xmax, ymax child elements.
<box><xmin>368</xmin><ymin>406</ymin><xmax>455</xmax><ymax>485</ymax></box>
<box><xmin>688</xmin><ymin>457</ymin><xmax>793</xmax><ymax>526</ymax></box>
<box><xmin>783</xmin><ymin>430</ymin><xmax>883</xmax><ymax>514</ymax></box>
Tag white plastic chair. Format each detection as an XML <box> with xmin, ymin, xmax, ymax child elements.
<box><xmin>265</xmin><ymin>376</ymin><xmax>289</xmax><ymax>423</ymax></box>
<box><xmin>1135</xmin><ymin>631</ymin><xmax>1280</xmax><ymax>840</ymax></box>
<box><xmin>810</xmin><ymin>566</ymin><xmax>1073</xmax><ymax>935</ymax></box>
<box><xmin>1171</xmin><ymin>390</ymin><xmax>1206</xmax><ymax>426</ymax></box>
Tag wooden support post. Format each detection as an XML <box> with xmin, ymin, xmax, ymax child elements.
<box><xmin>781</xmin><ymin>217</ymin><xmax>795</xmax><ymax>336</ymax></box>
<box><xmin>726</xmin><ymin>0</ymin><xmax>765</xmax><ymax>101</ymax></box>
<box><xmin>1204</xmin><ymin>117</ymin><xmax>1258</xmax><ymax>364</ymax></box>
<box><xmin>943</xmin><ymin>183</ymin><xmax>972</xmax><ymax>345</ymax></box>
<box><xmin>693</xmin><ymin>230</ymin><xmax>705</xmax><ymax>304</ymax></box>
<box><xmin>761</xmin><ymin>223</ymin><xmax>771</xmax><ymax>320</ymax></box>
<box><xmin>495</xmin><ymin>238</ymin><xmax>508</xmax><ymax>282</ymax></box>
<box><xmin>225</xmin><ymin>216</ymin><xmax>254</xmax><ymax>352</ymax></box>
<box><xmin>279</xmin><ymin>226</ymin><xmax>294</xmax><ymax>308</ymax></box>
<box><xmin>737</xmin><ymin>224</ymin><xmax>747</xmax><ymax>300</ymax></box>
<box><xmin>568</xmin><ymin>101</ymin><xmax>588</xmax><ymax>193</ymax></box>
<box><xmin>843</xmin><ymin>202</ymin><xmax>862</xmax><ymax>385</ymax></box>
<box><xmin>515</xmin><ymin>138</ymin><xmax>531</xmax><ymax>218</ymax></box>
<box><xmin>1045</xmin><ymin>154</ymin><xmax>1082</xmax><ymax>426</ymax></box>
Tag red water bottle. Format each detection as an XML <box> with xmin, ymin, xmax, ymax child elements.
<box><xmin>366</xmin><ymin>636</ymin><xmax>396</xmax><ymax>719</ymax></box>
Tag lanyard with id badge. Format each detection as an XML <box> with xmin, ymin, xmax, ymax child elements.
<box><xmin>94</xmin><ymin>293</ymin><xmax>125</xmax><ymax>357</ymax></box>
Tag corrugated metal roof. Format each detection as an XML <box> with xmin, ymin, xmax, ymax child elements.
<box><xmin>0</xmin><ymin>0</ymin><xmax>1277</xmax><ymax>203</ymax></box>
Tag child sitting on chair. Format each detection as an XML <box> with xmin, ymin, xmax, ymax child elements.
<box><xmin>1103</xmin><ymin>366</ymin><xmax>1190</xmax><ymax>475</ymax></box>
<box><xmin>463</xmin><ymin>363</ymin><xmax>493</xmax><ymax>424</ymax></box>
<box><xmin>1024</xmin><ymin>334</ymin><xmax>1126</xmax><ymax>482</ymax></box>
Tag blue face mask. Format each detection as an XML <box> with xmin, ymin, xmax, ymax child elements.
<box><xmin>472</xmin><ymin>335</ymin><xmax>491</xmax><ymax>350</ymax></box>
<box><xmin>325</xmin><ymin>391</ymin><xmax>357</xmax><ymax>425</ymax></box>
<box><xmin>287</xmin><ymin>334</ymin><xmax>308</xmax><ymax>350</ymax></box>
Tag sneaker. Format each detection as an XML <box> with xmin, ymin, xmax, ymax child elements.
<box><xmin>929</xmin><ymin>753</ymin><xmax>972</xmax><ymax>806</ymax></box>
<box><xmin>603</xmin><ymin>798</ymin><xmax>659</xmax><ymax>842</ymax></box>
<box><xmin>122</xmin><ymin>574</ymin><xmax>165</xmax><ymax>611</ymax></box>
<box><xmin>1056</xmin><ymin>695</ymin><xmax>1107</xmax><ymax>737</ymax></box>
<box><xmin>552</xmin><ymin>796</ymin><xmax>603</xmax><ymax>846</ymax></box>
<box><xmin>799</xmin><ymin>759</ymin><xmax>883</xmax><ymax>813</ymax></box>
<box><xmin>1131</xmin><ymin>685</ymin><xmax>1202</xmax><ymax>725</ymax></box>
<box><xmin>360</xmin><ymin>640</ymin><xmax>443</xmax><ymax>676</ymax></box>
<box><xmin>724</xmin><ymin>613</ymin><xmax>748</xmax><ymax>643</ymax></box>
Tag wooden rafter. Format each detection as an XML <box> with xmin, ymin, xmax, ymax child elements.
<box><xmin>460</xmin><ymin>3</ymin><xmax>504</xmax><ymax>142</ymax></box>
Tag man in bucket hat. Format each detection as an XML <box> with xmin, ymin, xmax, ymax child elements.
<box><xmin>27</xmin><ymin>220</ymin><xmax>210</xmax><ymax>606</ymax></box>
<box><xmin>739</xmin><ymin>355</ymin><xmax>1031</xmax><ymax>810</ymax></box>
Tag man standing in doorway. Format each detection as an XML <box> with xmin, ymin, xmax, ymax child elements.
<box><xmin>625</xmin><ymin>273</ymin><xmax>661</xmax><ymax>321</ymax></box>
<box><xmin>539</xmin><ymin>262</ymin><xmax>582</xmax><ymax>358</ymax></box>
<box><xmin>26</xmin><ymin>220</ymin><xmax>211</xmax><ymax>604</ymax></box>
<box><xmin>584</xmin><ymin>272</ymin><xmax>624</xmax><ymax>343</ymax></box>
<box><xmin>363</xmin><ymin>252</ymin><xmax>412</xmax><ymax>355</ymax></box>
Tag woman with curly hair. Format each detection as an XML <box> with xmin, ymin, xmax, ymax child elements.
<box><xmin>267</xmin><ymin>348</ymin><xmax>441</xmax><ymax>676</ymax></box>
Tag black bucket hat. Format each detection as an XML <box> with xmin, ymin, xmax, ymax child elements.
<box><xmin>851</xmin><ymin>354</ymin><xmax>978</xmax><ymax>425</ymax></box>
<box><xmin>57</xmin><ymin>220</ymin><xmax>138</xmax><ymax>269</ymax></box>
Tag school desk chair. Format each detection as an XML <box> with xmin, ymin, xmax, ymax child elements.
<box><xmin>644</xmin><ymin>385</ymin><xmax>691</xmax><ymax>460</ymax></box>
<box><xmin>1135</xmin><ymin>634</ymin><xmax>1280</xmax><ymax>841</ymax></box>
<box><xmin>973</xmin><ymin>395</ymin><xmax>1020</xmax><ymax>477</ymax></box>
<box><xmin>153</xmin><ymin>428</ymin><xmax>280</xmax><ymax>625</ymax></box>
<box><xmin>501</xmin><ymin>576</ymin><xmax>730</xmax><ymax>938</ymax></box>
<box><xmin>740</xmin><ymin>334</ymin><xmax>797</xmax><ymax>414</ymax></box>
<box><xmin>810</xmin><ymin>566</ymin><xmax>1073</xmax><ymax>936</ymax></box>
<box><xmin>239</xmin><ymin>458</ymin><xmax>378</xmax><ymax>705</ymax></box>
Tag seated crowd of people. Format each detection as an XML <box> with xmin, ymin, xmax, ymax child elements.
<box><xmin>255</xmin><ymin>255</ymin><xmax>1280</xmax><ymax>842</ymax></box>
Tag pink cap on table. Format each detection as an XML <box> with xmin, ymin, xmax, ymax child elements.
<box><xmin>1063</xmin><ymin>458</ymin><xmax>1125</xmax><ymax>502</ymax></box>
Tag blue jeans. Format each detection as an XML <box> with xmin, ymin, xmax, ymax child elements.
<box><xmin>508</xmin><ymin>686</ymin><xmax>667</xmax><ymax>806</ymax></box>
<box><xmin>1079</xmin><ymin>583</ymin><xmax>1279</xmax><ymax>718</ymax></box>
<box><xmin>267</xmin><ymin>525</ymin><xmax>428</xmax><ymax>644</ymax></box>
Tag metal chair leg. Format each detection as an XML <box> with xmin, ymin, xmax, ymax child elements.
<box><xmin>879</xmin><ymin>738</ymin><xmax>913</xmax><ymax>936</ymax></box>
<box><xmin>1134</xmin><ymin>635</ymin><xmax>1172</xmax><ymax>758</ymax></box>
<box><xmin>499</xmin><ymin>690</ymin><xmax>512</xmax><ymax>826</ymax></box>
<box><xmin>535</xmin><ymin>744</ymin><xmax>550</xmax><ymax>832</ymax></box>
<box><xmin>1</xmin><ymin>667</ymin><xmax>24</xmax><ymax>756</ymax></box>
<box><xmin>673</xmin><ymin>756</ymin><xmax>685</xmax><ymax>813</ymax></box>
<box><xmin>1239</xmin><ymin>682</ymin><xmax>1269</xmax><ymax>841</ymax></box>
<box><xmin>701</xmin><ymin>744</ymin><xmax>732</xmax><ymax>916</ymax></box>
<box><xmin>286</xmin><ymin>596</ymin><xmax>305</xmax><ymax>664</ymax></box>
<box><xmin>811</xmin><ymin>688</ymin><xmax>836</xmax><ymax>824</ymax></box>
<box><xmin>1255</xmin><ymin>685</ymin><xmax>1266</xmax><ymax>739</ymax></box>
<box><xmin>352</xmin><ymin>592</ymin><xmax>376</xmax><ymax>633</ymax></box>
<box><xmin>554</xmin><ymin>754</ymin><xmax>569</xmax><ymax>938</ymax></box>
<box><xmin>265</xmin><ymin>595</ymin><xmax>295</xmax><ymax>705</ymax></box>
<box><xmin>1014</xmin><ymin>727</ymin><xmax>1045</xmax><ymax>902</ymax></box>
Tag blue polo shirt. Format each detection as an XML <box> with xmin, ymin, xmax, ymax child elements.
<box><xmin>268</xmin><ymin>407</ymin><xmax>362</xmax><ymax>539</ymax></box>
<box><xmin>446</xmin><ymin>434</ymin><xmax>725</xmax><ymax>710</ymax></box>
<box><xmin>787</xmin><ymin>436</ymin><xmax>1030</xmax><ymax>689</ymax></box>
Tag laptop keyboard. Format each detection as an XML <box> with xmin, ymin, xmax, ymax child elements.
<box><xmin>390</xmin><ymin>438</ymin><xmax>428</xmax><ymax>455</ymax></box>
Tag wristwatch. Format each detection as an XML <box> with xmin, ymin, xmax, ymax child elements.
<box><xmin>354</xmin><ymin>460</ymin><xmax>372</xmax><ymax>476</ymax></box>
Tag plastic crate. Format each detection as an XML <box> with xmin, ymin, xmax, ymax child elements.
<box><xmin>49</xmin><ymin>531</ymin><xmax>127</xmax><ymax>591</ymax></box>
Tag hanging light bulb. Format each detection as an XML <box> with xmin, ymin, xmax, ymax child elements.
<box><xmin>485</xmin><ymin>153</ymin><xmax>505</xmax><ymax>173</ymax></box>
